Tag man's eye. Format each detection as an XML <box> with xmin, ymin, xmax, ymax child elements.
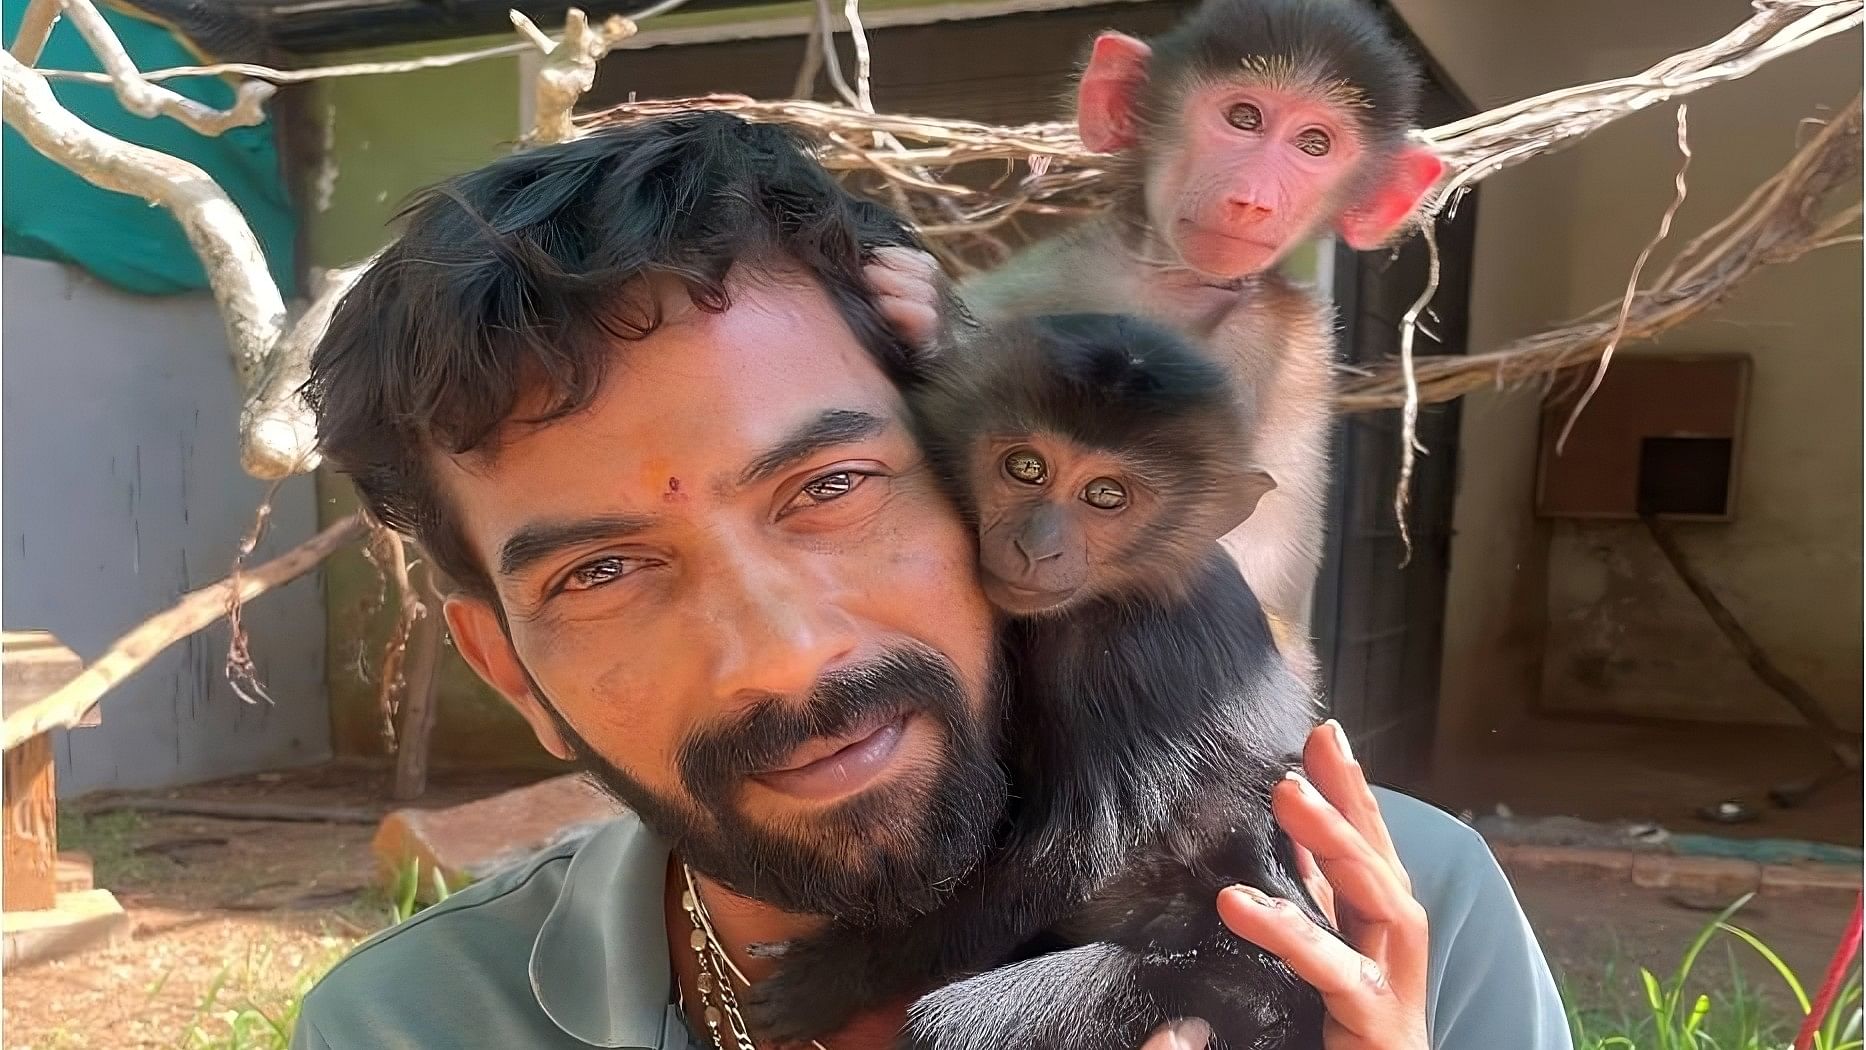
<box><xmin>1294</xmin><ymin>127</ymin><xmax>1331</xmax><ymax>156</ymax></box>
<box><xmin>1226</xmin><ymin>102</ymin><xmax>1263</xmax><ymax>131</ymax></box>
<box><xmin>563</xmin><ymin>556</ymin><xmax>634</xmax><ymax>593</ymax></box>
<box><xmin>790</xmin><ymin>470</ymin><xmax>870</xmax><ymax>510</ymax></box>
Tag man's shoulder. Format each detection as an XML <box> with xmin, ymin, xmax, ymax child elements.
<box><xmin>1372</xmin><ymin>786</ymin><xmax>1504</xmax><ymax>904</ymax></box>
<box><xmin>293</xmin><ymin>829</ymin><xmax>592</xmax><ymax>1048</ymax></box>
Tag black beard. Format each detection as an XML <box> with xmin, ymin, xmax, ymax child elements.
<box><xmin>521</xmin><ymin>643</ymin><xmax>1008</xmax><ymax>925</ymax></box>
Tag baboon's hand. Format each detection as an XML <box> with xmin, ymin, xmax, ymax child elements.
<box><xmin>864</xmin><ymin>246</ymin><xmax>944</xmax><ymax>352</ymax></box>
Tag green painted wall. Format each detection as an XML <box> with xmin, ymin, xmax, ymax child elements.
<box><xmin>308</xmin><ymin>39</ymin><xmax>563</xmax><ymax>768</ymax></box>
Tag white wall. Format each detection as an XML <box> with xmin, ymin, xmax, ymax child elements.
<box><xmin>3</xmin><ymin>256</ymin><xmax>332</xmax><ymax>794</ymax></box>
<box><xmin>1389</xmin><ymin>0</ymin><xmax>1863</xmax><ymax>747</ymax></box>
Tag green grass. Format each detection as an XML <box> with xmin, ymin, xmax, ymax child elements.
<box><xmin>1565</xmin><ymin>894</ymin><xmax>1863</xmax><ymax>1050</ymax></box>
<box><xmin>56</xmin><ymin>808</ymin><xmax>164</xmax><ymax>884</ymax></box>
<box><xmin>162</xmin><ymin>860</ymin><xmax>463</xmax><ymax>1050</ymax></box>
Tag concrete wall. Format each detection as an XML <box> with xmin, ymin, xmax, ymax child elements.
<box><xmin>1392</xmin><ymin>0</ymin><xmax>1863</xmax><ymax>752</ymax></box>
<box><xmin>2</xmin><ymin>256</ymin><xmax>331</xmax><ymax>795</ymax></box>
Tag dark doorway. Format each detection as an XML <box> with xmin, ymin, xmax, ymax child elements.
<box><xmin>1312</xmin><ymin>17</ymin><xmax>1477</xmax><ymax>787</ymax></box>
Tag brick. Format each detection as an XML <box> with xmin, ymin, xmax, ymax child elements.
<box><xmin>1760</xmin><ymin>862</ymin><xmax>1862</xmax><ymax>903</ymax></box>
<box><xmin>372</xmin><ymin>774</ymin><xmax>622</xmax><ymax>900</ymax></box>
<box><xmin>1630</xmin><ymin>853</ymin><xmax>1762</xmax><ymax>899</ymax></box>
<box><xmin>1495</xmin><ymin>844</ymin><xmax>1635</xmax><ymax>880</ymax></box>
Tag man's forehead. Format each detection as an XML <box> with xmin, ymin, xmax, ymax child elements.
<box><xmin>433</xmin><ymin>271</ymin><xmax>903</xmax><ymax>533</ymax></box>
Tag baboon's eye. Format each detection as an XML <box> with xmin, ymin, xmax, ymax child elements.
<box><xmin>1294</xmin><ymin>127</ymin><xmax>1332</xmax><ymax>157</ymax></box>
<box><xmin>1004</xmin><ymin>450</ymin><xmax>1048</xmax><ymax>485</ymax></box>
<box><xmin>1082</xmin><ymin>478</ymin><xmax>1128</xmax><ymax>510</ymax></box>
<box><xmin>1226</xmin><ymin>102</ymin><xmax>1264</xmax><ymax>131</ymax></box>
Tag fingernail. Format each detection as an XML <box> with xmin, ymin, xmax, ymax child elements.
<box><xmin>1327</xmin><ymin>718</ymin><xmax>1354</xmax><ymax>761</ymax></box>
<box><xmin>1285</xmin><ymin>769</ymin><xmax>1321</xmax><ymax>797</ymax></box>
<box><xmin>1226</xmin><ymin>884</ymin><xmax>1280</xmax><ymax>907</ymax></box>
<box><xmin>1168</xmin><ymin>1018</ymin><xmax>1211</xmax><ymax>1050</ymax></box>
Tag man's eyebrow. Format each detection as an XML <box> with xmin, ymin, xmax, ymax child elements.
<box><xmin>737</xmin><ymin>409</ymin><xmax>889</xmax><ymax>488</ymax></box>
<box><xmin>497</xmin><ymin>514</ymin><xmax>653</xmax><ymax>578</ymax></box>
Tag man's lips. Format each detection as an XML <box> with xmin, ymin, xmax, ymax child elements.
<box><xmin>750</xmin><ymin>712</ymin><xmax>911</xmax><ymax>802</ymax></box>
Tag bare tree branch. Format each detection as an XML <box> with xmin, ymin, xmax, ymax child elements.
<box><xmin>1</xmin><ymin>49</ymin><xmax>286</xmax><ymax>390</ymax></box>
<box><xmin>11</xmin><ymin>0</ymin><xmax>58</xmax><ymax>65</ymax></box>
<box><xmin>0</xmin><ymin>513</ymin><xmax>367</xmax><ymax>751</ymax></box>
<box><xmin>1337</xmin><ymin>95</ymin><xmax>1861</xmax><ymax>412</ymax></box>
<box><xmin>516</xmin><ymin>7</ymin><xmax>640</xmax><ymax>145</ymax></box>
<box><xmin>55</xmin><ymin>0</ymin><xmax>273</xmax><ymax>135</ymax></box>
<box><xmin>241</xmin><ymin>256</ymin><xmax>378</xmax><ymax>478</ymax></box>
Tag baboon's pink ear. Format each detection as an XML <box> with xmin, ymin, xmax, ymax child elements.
<box><xmin>1336</xmin><ymin>146</ymin><xmax>1445</xmax><ymax>250</ymax></box>
<box><xmin>1078</xmin><ymin>32</ymin><xmax>1153</xmax><ymax>153</ymax></box>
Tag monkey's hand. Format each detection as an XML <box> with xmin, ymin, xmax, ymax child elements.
<box><xmin>864</xmin><ymin>246</ymin><xmax>946</xmax><ymax>353</ymax></box>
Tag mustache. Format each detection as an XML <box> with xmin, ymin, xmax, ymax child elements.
<box><xmin>678</xmin><ymin>646</ymin><xmax>969</xmax><ymax>803</ymax></box>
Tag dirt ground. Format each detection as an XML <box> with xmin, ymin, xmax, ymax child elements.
<box><xmin>4</xmin><ymin>764</ymin><xmax>1857</xmax><ymax>1049</ymax></box>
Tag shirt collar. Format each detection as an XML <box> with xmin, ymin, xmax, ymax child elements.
<box><xmin>529</xmin><ymin>813</ymin><xmax>684</xmax><ymax>1047</ymax></box>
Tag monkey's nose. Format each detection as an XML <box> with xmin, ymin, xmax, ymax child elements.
<box><xmin>1013</xmin><ymin>535</ymin><xmax>1064</xmax><ymax>566</ymax></box>
<box><xmin>1225</xmin><ymin>198</ymin><xmax>1275</xmax><ymax>224</ymax></box>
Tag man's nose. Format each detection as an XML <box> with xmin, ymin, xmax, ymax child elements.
<box><xmin>705</xmin><ymin>553</ymin><xmax>859</xmax><ymax>704</ymax></box>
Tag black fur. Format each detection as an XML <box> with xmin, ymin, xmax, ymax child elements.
<box><xmin>744</xmin><ymin>315</ymin><xmax>1327</xmax><ymax>1050</ymax></box>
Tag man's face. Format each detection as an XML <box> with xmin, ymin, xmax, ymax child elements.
<box><xmin>439</xmin><ymin>268</ymin><xmax>1005</xmax><ymax>922</ymax></box>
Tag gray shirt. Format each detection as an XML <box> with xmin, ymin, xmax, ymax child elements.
<box><xmin>291</xmin><ymin>788</ymin><xmax>1572</xmax><ymax>1049</ymax></box>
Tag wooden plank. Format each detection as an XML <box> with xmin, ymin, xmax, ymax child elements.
<box><xmin>1</xmin><ymin>633</ymin><xmax>84</xmax><ymax>721</ymax></box>
<box><xmin>3</xmin><ymin>734</ymin><xmax>58</xmax><ymax>911</ymax></box>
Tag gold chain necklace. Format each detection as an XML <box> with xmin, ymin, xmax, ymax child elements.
<box><xmin>678</xmin><ymin>862</ymin><xmax>831</xmax><ymax>1050</ymax></box>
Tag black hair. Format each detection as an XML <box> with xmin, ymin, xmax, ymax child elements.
<box><xmin>1144</xmin><ymin>0</ymin><xmax>1423</xmax><ymax>146</ymax></box>
<box><xmin>305</xmin><ymin>112</ymin><xmax>925</xmax><ymax>599</ymax></box>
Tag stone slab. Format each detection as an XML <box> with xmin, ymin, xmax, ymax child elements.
<box><xmin>56</xmin><ymin>851</ymin><xmax>93</xmax><ymax>894</ymax></box>
<box><xmin>2</xmin><ymin>889</ymin><xmax>131</xmax><ymax>969</ymax></box>
<box><xmin>373</xmin><ymin>774</ymin><xmax>622</xmax><ymax>900</ymax></box>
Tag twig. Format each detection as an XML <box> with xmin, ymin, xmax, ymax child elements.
<box><xmin>10</xmin><ymin>0</ymin><xmax>58</xmax><ymax>65</ymax></box>
<box><xmin>792</xmin><ymin>4</ymin><xmax>827</xmax><ymax>98</ymax></box>
<box><xmin>223</xmin><ymin>484</ymin><xmax>284</xmax><ymax>705</ymax></box>
<box><xmin>241</xmin><ymin>255</ymin><xmax>377</xmax><ymax>479</ymax></box>
<box><xmin>1391</xmin><ymin>222</ymin><xmax>1442</xmax><ymax>566</ymax></box>
<box><xmin>1</xmin><ymin>514</ymin><xmax>367</xmax><ymax>751</ymax></box>
<box><xmin>1555</xmin><ymin>104</ymin><xmax>1694</xmax><ymax>454</ymax></box>
<box><xmin>843</xmin><ymin>0</ymin><xmax>875</xmax><ymax>113</ymax></box>
<box><xmin>55</xmin><ymin>0</ymin><xmax>273</xmax><ymax>135</ymax></box>
<box><xmin>391</xmin><ymin>561</ymin><xmax>447</xmax><ymax>801</ymax></box>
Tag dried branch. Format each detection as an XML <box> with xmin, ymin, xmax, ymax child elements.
<box><xmin>1</xmin><ymin>50</ymin><xmax>286</xmax><ymax>390</ymax></box>
<box><xmin>0</xmin><ymin>513</ymin><xmax>367</xmax><ymax>751</ymax></box>
<box><xmin>1554</xmin><ymin>104</ymin><xmax>1694</xmax><ymax>452</ymax></box>
<box><xmin>11</xmin><ymin>0</ymin><xmax>58</xmax><ymax>65</ymax></box>
<box><xmin>577</xmin><ymin>1</ymin><xmax>1862</xmax><ymax>257</ymax></box>
<box><xmin>516</xmin><ymin>8</ymin><xmax>639</xmax><ymax>146</ymax></box>
<box><xmin>1337</xmin><ymin>95</ymin><xmax>1861</xmax><ymax>412</ymax></box>
<box><xmin>241</xmin><ymin>255</ymin><xmax>378</xmax><ymax>479</ymax></box>
<box><xmin>54</xmin><ymin>0</ymin><xmax>273</xmax><ymax>135</ymax></box>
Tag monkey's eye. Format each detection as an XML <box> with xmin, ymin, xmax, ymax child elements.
<box><xmin>1225</xmin><ymin>102</ymin><xmax>1264</xmax><ymax>131</ymax></box>
<box><xmin>1294</xmin><ymin>127</ymin><xmax>1332</xmax><ymax>157</ymax></box>
<box><xmin>1081</xmin><ymin>478</ymin><xmax>1128</xmax><ymax>510</ymax></box>
<box><xmin>1004</xmin><ymin>450</ymin><xmax>1049</xmax><ymax>485</ymax></box>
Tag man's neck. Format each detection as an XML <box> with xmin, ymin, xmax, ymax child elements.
<box><xmin>663</xmin><ymin>855</ymin><xmax>909</xmax><ymax>1049</ymax></box>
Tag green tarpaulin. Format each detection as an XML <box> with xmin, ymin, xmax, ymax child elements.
<box><xmin>2</xmin><ymin>1</ymin><xmax>297</xmax><ymax>297</ymax></box>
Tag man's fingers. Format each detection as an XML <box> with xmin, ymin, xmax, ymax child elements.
<box><xmin>1138</xmin><ymin>1018</ymin><xmax>1211</xmax><ymax>1050</ymax></box>
<box><xmin>1299</xmin><ymin>723</ymin><xmax>1410</xmax><ymax>893</ymax></box>
<box><xmin>1216</xmin><ymin>886</ymin><xmax>1398</xmax><ymax>1036</ymax></box>
<box><xmin>1273</xmin><ymin>775</ymin><xmax>1427</xmax><ymax>946</ymax></box>
<box><xmin>1293</xmin><ymin>842</ymin><xmax>1338</xmax><ymax>928</ymax></box>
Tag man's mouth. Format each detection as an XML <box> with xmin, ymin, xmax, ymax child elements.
<box><xmin>750</xmin><ymin>712</ymin><xmax>913</xmax><ymax>802</ymax></box>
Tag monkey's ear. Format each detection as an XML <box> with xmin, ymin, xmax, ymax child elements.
<box><xmin>1220</xmin><ymin>469</ymin><xmax>1278</xmax><ymax>533</ymax></box>
<box><xmin>1335</xmin><ymin>145</ymin><xmax>1446</xmax><ymax>250</ymax></box>
<box><xmin>1078</xmin><ymin>32</ymin><xmax>1152</xmax><ymax>153</ymax></box>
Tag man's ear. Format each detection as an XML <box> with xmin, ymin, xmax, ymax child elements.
<box><xmin>444</xmin><ymin>594</ymin><xmax>574</xmax><ymax>762</ymax></box>
<box><xmin>1219</xmin><ymin>469</ymin><xmax>1278</xmax><ymax>535</ymax></box>
<box><xmin>1078</xmin><ymin>32</ymin><xmax>1152</xmax><ymax>153</ymax></box>
<box><xmin>1336</xmin><ymin>145</ymin><xmax>1446</xmax><ymax>250</ymax></box>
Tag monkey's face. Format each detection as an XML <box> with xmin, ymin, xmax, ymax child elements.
<box><xmin>971</xmin><ymin>433</ymin><xmax>1158</xmax><ymax>616</ymax></box>
<box><xmin>1144</xmin><ymin>79</ymin><xmax>1368</xmax><ymax>278</ymax></box>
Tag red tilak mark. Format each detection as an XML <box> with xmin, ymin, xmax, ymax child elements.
<box><xmin>663</xmin><ymin>476</ymin><xmax>686</xmax><ymax>503</ymax></box>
